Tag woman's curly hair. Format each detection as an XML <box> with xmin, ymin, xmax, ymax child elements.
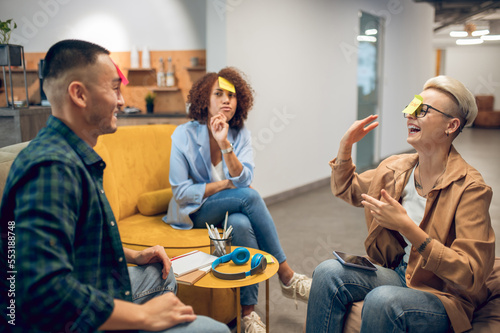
<box><xmin>187</xmin><ymin>67</ymin><xmax>254</xmax><ymax>130</ymax></box>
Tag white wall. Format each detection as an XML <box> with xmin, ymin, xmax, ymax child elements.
<box><xmin>378</xmin><ymin>1</ymin><xmax>434</xmax><ymax>158</ymax></box>
<box><xmin>1</xmin><ymin>0</ymin><xmax>206</xmax><ymax>52</ymax></box>
<box><xmin>444</xmin><ymin>45</ymin><xmax>500</xmax><ymax>110</ymax></box>
<box><xmin>221</xmin><ymin>0</ymin><xmax>434</xmax><ymax>197</ymax></box>
<box><xmin>2</xmin><ymin>0</ymin><xmax>435</xmax><ymax>199</ymax></box>
<box><xmin>206</xmin><ymin>0</ymin><xmax>226</xmax><ymax>71</ymax></box>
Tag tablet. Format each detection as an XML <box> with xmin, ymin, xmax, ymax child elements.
<box><xmin>333</xmin><ymin>251</ymin><xmax>377</xmax><ymax>271</ymax></box>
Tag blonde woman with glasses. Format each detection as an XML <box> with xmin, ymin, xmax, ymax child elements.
<box><xmin>306</xmin><ymin>76</ymin><xmax>495</xmax><ymax>333</ymax></box>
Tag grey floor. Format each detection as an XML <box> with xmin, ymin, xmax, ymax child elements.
<box><xmin>251</xmin><ymin>127</ymin><xmax>500</xmax><ymax>332</ymax></box>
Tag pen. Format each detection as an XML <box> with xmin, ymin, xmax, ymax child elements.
<box><xmin>209</xmin><ymin>224</ymin><xmax>224</xmax><ymax>255</ymax></box>
<box><xmin>206</xmin><ymin>223</ymin><xmax>220</xmax><ymax>254</ymax></box>
<box><xmin>223</xmin><ymin>211</ymin><xmax>228</xmax><ymax>238</ymax></box>
<box><xmin>226</xmin><ymin>225</ymin><xmax>233</xmax><ymax>238</ymax></box>
<box><xmin>214</xmin><ymin>226</ymin><xmax>226</xmax><ymax>255</ymax></box>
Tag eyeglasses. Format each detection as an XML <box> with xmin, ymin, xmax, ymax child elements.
<box><xmin>403</xmin><ymin>104</ymin><xmax>455</xmax><ymax>119</ymax></box>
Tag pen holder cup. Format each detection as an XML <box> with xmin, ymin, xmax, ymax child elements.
<box><xmin>209</xmin><ymin>235</ymin><xmax>232</xmax><ymax>257</ymax></box>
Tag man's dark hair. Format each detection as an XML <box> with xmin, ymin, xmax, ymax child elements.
<box><xmin>42</xmin><ymin>39</ymin><xmax>110</xmax><ymax>80</ymax></box>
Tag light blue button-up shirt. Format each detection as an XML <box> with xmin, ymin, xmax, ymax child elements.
<box><xmin>163</xmin><ymin>120</ymin><xmax>254</xmax><ymax>229</ymax></box>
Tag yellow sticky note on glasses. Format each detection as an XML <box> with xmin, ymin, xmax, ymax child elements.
<box><xmin>218</xmin><ymin>76</ymin><xmax>235</xmax><ymax>93</ymax></box>
<box><xmin>402</xmin><ymin>95</ymin><xmax>423</xmax><ymax>116</ymax></box>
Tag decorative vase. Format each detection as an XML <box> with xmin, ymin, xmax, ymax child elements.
<box><xmin>141</xmin><ymin>45</ymin><xmax>151</xmax><ymax>68</ymax></box>
<box><xmin>130</xmin><ymin>45</ymin><xmax>139</xmax><ymax>69</ymax></box>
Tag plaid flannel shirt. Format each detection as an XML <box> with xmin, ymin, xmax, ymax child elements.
<box><xmin>0</xmin><ymin>116</ymin><xmax>132</xmax><ymax>332</ymax></box>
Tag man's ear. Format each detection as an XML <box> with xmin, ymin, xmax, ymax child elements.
<box><xmin>68</xmin><ymin>81</ymin><xmax>87</xmax><ymax>108</ymax></box>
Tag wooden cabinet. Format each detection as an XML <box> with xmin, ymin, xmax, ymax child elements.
<box><xmin>0</xmin><ymin>106</ymin><xmax>51</xmax><ymax>147</ymax></box>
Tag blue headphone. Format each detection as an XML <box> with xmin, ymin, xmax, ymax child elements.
<box><xmin>211</xmin><ymin>247</ymin><xmax>267</xmax><ymax>280</ymax></box>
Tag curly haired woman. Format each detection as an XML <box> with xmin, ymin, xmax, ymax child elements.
<box><xmin>163</xmin><ymin>67</ymin><xmax>311</xmax><ymax>332</ymax></box>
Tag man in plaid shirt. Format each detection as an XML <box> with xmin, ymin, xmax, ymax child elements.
<box><xmin>0</xmin><ymin>39</ymin><xmax>229</xmax><ymax>333</ymax></box>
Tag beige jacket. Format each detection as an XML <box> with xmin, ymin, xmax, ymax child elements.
<box><xmin>330</xmin><ymin>146</ymin><xmax>495</xmax><ymax>332</ymax></box>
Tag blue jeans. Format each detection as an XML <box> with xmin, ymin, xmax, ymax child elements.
<box><xmin>305</xmin><ymin>259</ymin><xmax>450</xmax><ymax>333</ymax></box>
<box><xmin>128</xmin><ymin>263</ymin><xmax>230</xmax><ymax>333</ymax></box>
<box><xmin>190</xmin><ymin>187</ymin><xmax>287</xmax><ymax>306</ymax></box>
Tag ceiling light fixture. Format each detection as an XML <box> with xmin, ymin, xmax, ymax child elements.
<box><xmin>450</xmin><ymin>31</ymin><xmax>468</xmax><ymax>37</ymax></box>
<box><xmin>481</xmin><ymin>34</ymin><xmax>500</xmax><ymax>41</ymax></box>
<box><xmin>357</xmin><ymin>35</ymin><xmax>377</xmax><ymax>42</ymax></box>
<box><xmin>472</xmin><ymin>29</ymin><xmax>490</xmax><ymax>36</ymax></box>
<box><xmin>365</xmin><ymin>29</ymin><xmax>378</xmax><ymax>35</ymax></box>
<box><xmin>456</xmin><ymin>38</ymin><xmax>484</xmax><ymax>45</ymax></box>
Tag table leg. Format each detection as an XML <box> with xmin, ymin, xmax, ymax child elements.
<box><xmin>266</xmin><ymin>279</ymin><xmax>270</xmax><ymax>333</ymax></box>
<box><xmin>236</xmin><ymin>287</ymin><xmax>241</xmax><ymax>333</ymax></box>
<box><xmin>210</xmin><ymin>288</ymin><xmax>214</xmax><ymax>319</ymax></box>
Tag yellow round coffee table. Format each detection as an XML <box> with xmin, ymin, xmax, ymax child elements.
<box><xmin>195</xmin><ymin>247</ymin><xmax>279</xmax><ymax>333</ymax></box>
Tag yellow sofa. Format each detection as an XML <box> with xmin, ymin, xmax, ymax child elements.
<box><xmin>93</xmin><ymin>124</ymin><xmax>235</xmax><ymax>324</ymax></box>
<box><xmin>0</xmin><ymin>124</ymin><xmax>235</xmax><ymax>324</ymax></box>
<box><xmin>93</xmin><ymin>124</ymin><xmax>209</xmax><ymax>256</ymax></box>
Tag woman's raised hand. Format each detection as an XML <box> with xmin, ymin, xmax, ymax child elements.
<box><xmin>335</xmin><ymin>115</ymin><xmax>379</xmax><ymax>162</ymax></box>
<box><xmin>210</xmin><ymin>112</ymin><xmax>229</xmax><ymax>144</ymax></box>
<box><xmin>341</xmin><ymin>115</ymin><xmax>379</xmax><ymax>146</ymax></box>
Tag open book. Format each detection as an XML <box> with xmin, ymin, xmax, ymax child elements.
<box><xmin>171</xmin><ymin>250</ymin><xmax>218</xmax><ymax>277</ymax></box>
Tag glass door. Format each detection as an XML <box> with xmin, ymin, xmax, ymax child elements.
<box><xmin>356</xmin><ymin>11</ymin><xmax>382</xmax><ymax>170</ymax></box>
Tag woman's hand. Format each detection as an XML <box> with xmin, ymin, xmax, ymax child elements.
<box><xmin>204</xmin><ymin>179</ymin><xmax>236</xmax><ymax>198</ymax></box>
<box><xmin>341</xmin><ymin>115</ymin><xmax>379</xmax><ymax>146</ymax></box>
<box><xmin>360</xmin><ymin>189</ymin><xmax>413</xmax><ymax>233</ymax></box>
<box><xmin>209</xmin><ymin>112</ymin><xmax>229</xmax><ymax>146</ymax></box>
<box><xmin>361</xmin><ymin>190</ymin><xmax>433</xmax><ymax>257</ymax></box>
<box><xmin>336</xmin><ymin>115</ymin><xmax>378</xmax><ymax>162</ymax></box>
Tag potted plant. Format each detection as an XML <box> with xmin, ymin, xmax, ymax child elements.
<box><xmin>145</xmin><ymin>92</ymin><xmax>156</xmax><ymax>113</ymax></box>
<box><xmin>0</xmin><ymin>19</ymin><xmax>22</xmax><ymax>67</ymax></box>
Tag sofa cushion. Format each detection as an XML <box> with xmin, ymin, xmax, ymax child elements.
<box><xmin>137</xmin><ymin>188</ymin><xmax>173</xmax><ymax>216</ymax></box>
<box><xmin>0</xmin><ymin>141</ymin><xmax>30</xmax><ymax>202</ymax></box>
<box><xmin>94</xmin><ymin>124</ymin><xmax>176</xmax><ymax>221</ymax></box>
<box><xmin>344</xmin><ymin>301</ymin><xmax>363</xmax><ymax>332</ymax></box>
<box><xmin>470</xmin><ymin>257</ymin><xmax>500</xmax><ymax>332</ymax></box>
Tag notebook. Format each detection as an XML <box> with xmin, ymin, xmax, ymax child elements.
<box><xmin>171</xmin><ymin>250</ymin><xmax>218</xmax><ymax>277</ymax></box>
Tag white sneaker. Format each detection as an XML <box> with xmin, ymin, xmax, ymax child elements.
<box><xmin>280</xmin><ymin>272</ymin><xmax>312</xmax><ymax>308</ymax></box>
<box><xmin>242</xmin><ymin>311</ymin><xmax>266</xmax><ymax>333</ymax></box>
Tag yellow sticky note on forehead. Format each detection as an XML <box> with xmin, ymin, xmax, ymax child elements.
<box><xmin>402</xmin><ymin>95</ymin><xmax>423</xmax><ymax>116</ymax></box>
<box><xmin>218</xmin><ymin>76</ymin><xmax>235</xmax><ymax>93</ymax></box>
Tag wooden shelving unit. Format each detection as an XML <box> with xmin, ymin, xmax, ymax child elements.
<box><xmin>152</xmin><ymin>86</ymin><xmax>180</xmax><ymax>92</ymax></box>
<box><xmin>112</xmin><ymin>50</ymin><xmax>207</xmax><ymax>122</ymax></box>
<box><xmin>186</xmin><ymin>66</ymin><xmax>206</xmax><ymax>71</ymax></box>
<box><xmin>186</xmin><ymin>66</ymin><xmax>206</xmax><ymax>85</ymax></box>
<box><xmin>126</xmin><ymin>68</ymin><xmax>157</xmax><ymax>86</ymax></box>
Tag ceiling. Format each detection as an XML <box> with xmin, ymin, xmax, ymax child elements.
<box><xmin>414</xmin><ymin>0</ymin><xmax>500</xmax><ymax>47</ymax></box>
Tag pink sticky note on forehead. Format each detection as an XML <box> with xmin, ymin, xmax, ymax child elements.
<box><xmin>111</xmin><ymin>59</ymin><xmax>129</xmax><ymax>86</ymax></box>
